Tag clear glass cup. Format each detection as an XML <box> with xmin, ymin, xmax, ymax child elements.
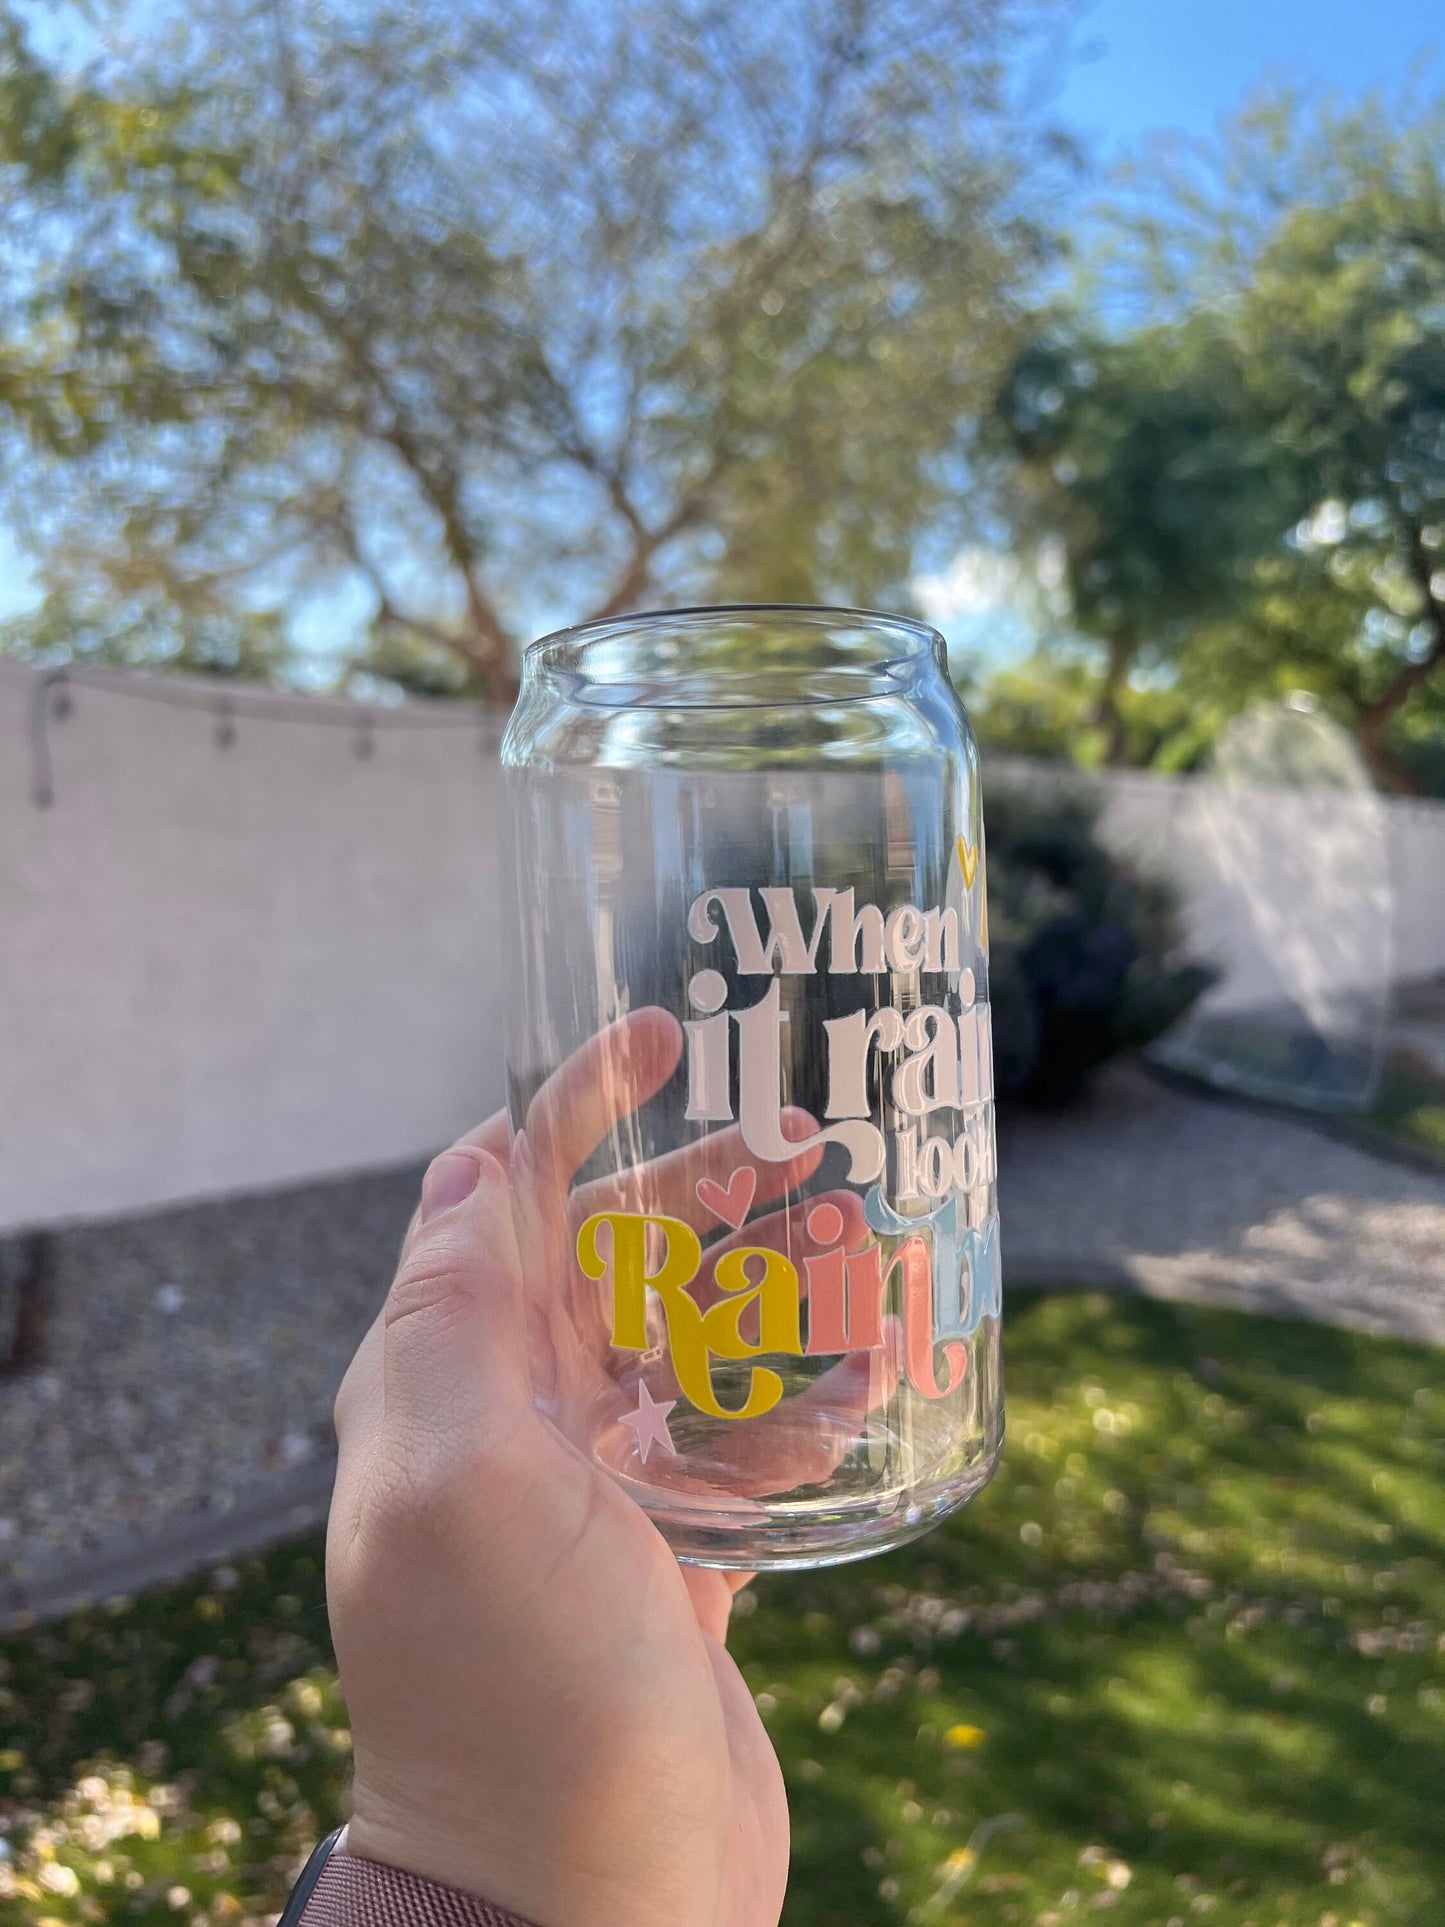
<box><xmin>499</xmin><ymin>605</ymin><xmax>1001</xmax><ymax>1568</ymax></box>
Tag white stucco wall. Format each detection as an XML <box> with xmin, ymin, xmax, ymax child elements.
<box><xmin>2</xmin><ymin>662</ymin><xmax>1442</xmax><ymax>1235</ymax></box>
<box><xmin>1</xmin><ymin>663</ymin><xmax>507</xmax><ymax>1233</ymax></box>
<box><xmin>989</xmin><ymin>754</ymin><xmax>1444</xmax><ymax>1001</ymax></box>
<box><xmin>1385</xmin><ymin>797</ymin><xmax>1445</xmax><ymax>987</ymax></box>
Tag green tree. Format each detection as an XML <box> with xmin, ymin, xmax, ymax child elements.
<box><xmin>967</xmin><ymin>649</ymin><xmax>1210</xmax><ymax>769</ymax></box>
<box><xmin>980</xmin><ymin>311</ymin><xmax>1299</xmax><ymax>764</ymax></box>
<box><xmin>1156</xmin><ymin>89</ymin><xmax>1445</xmax><ymax>791</ymax></box>
<box><xmin>0</xmin><ymin>0</ymin><xmax>1064</xmax><ymax>696</ymax></box>
<box><xmin>985</xmin><ymin>87</ymin><xmax>1445</xmax><ymax>791</ymax></box>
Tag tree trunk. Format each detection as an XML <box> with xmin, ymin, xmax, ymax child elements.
<box><xmin>1356</xmin><ymin>701</ymin><xmax>1423</xmax><ymax>795</ymax></box>
<box><xmin>1355</xmin><ymin>533</ymin><xmax>1444</xmax><ymax>794</ymax></box>
<box><xmin>1093</xmin><ymin>627</ymin><xmax>1136</xmax><ymax>766</ymax></box>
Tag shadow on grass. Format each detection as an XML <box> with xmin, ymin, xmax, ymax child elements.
<box><xmin>1</xmin><ymin>1291</ymin><xmax>1441</xmax><ymax>1927</ymax></box>
<box><xmin>753</xmin><ymin>1293</ymin><xmax>1444</xmax><ymax>1925</ymax></box>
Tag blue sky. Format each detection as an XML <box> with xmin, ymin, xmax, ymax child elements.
<box><xmin>1054</xmin><ymin>0</ymin><xmax>1439</xmax><ymax>154</ymax></box>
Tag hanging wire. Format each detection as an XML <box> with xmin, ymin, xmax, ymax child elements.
<box><xmin>11</xmin><ymin>661</ymin><xmax>509</xmax><ymax>809</ymax></box>
<box><xmin>28</xmin><ymin>670</ymin><xmax>72</xmax><ymax>809</ymax></box>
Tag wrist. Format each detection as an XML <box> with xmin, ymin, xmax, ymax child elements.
<box><xmin>344</xmin><ymin>1792</ymin><xmax>556</xmax><ymax>1927</ymax></box>
<box><xmin>344</xmin><ymin>1768</ymin><xmax>705</xmax><ymax>1927</ymax></box>
<box><xmin>293</xmin><ymin>1830</ymin><xmax>542</xmax><ymax>1927</ymax></box>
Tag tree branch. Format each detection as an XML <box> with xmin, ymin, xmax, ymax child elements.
<box><xmin>583</xmin><ymin>472</ymin><xmax>718</xmax><ymax>623</ymax></box>
<box><xmin>279</xmin><ymin>274</ymin><xmax>518</xmax><ymax>697</ymax></box>
<box><xmin>333</xmin><ymin>502</ymin><xmax>499</xmax><ymax>680</ymax></box>
<box><xmin>374</xmin><ymin>412</ymin><xmax>517</xmax><ymax>697</ymax></box>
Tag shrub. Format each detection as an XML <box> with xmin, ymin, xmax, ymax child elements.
<box><xmin>985</xmin><ymin>779</ymin><xmax>1213</xmax><ymax>1104</ymax></box>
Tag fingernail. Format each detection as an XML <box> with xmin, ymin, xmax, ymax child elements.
<box><xmin>419</xmin><ymin>1151</ymin><xmax>481</xmax><ymax>1224</ymax></box>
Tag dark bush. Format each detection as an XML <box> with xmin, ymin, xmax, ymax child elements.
<box><xmin>986</xmin><ymin>779</ymin><xmax>1214</xmax><ymax>1104</ymax></box>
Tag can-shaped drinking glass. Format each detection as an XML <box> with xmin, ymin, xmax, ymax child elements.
<box><xmin>500</xmin><ymin>605</ymin><xmax>1001</xmax><ymax>1568</ymax></box>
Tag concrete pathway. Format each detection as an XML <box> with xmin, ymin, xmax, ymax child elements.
<box><xmin>1001</xmin><ymin>1064</ymin><xmax>1445</xmax><ymax>1344</ymax></box>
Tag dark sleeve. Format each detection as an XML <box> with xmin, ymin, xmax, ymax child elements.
<box><xmin>298</xmin><ymin>1845</ymin><xmax>542</xmax><ymax>1927</ymax></box>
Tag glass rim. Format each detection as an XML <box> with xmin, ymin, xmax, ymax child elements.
<box><xmin>524</xmin><ymin>601</ymin><xmax>947</xmax><ymax>668</ymax></box>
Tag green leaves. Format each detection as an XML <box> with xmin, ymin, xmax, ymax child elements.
<box><xmin>0</xmin><ymin>13</ymin><xmax>79</xmax><ymax>179</ymax></box>
<box><xmin>988</xmin><ymin>312</ymin><xmax>1295</xmax><ymax>641</ymax></box>
<box><xmin>982</xmin><ymin>86</ymin><xmax>1445</xmax><ymax>790</ymax></box>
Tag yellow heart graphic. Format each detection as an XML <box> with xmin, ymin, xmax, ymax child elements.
<box><xmin>956</xmin><ymin>835</ymin><xmax>980</xmax><ymax>891</ymax></box>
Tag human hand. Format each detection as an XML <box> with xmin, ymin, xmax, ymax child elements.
<box><xmin>327</xmin><ymin>1010</ymin><xmax>804</xmax><ymax>1927</ymax></box>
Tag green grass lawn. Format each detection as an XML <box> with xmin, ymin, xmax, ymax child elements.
<box><xmin>2</xmin><ymin>1290</ymin><xmax>1442</xmax><ymax>1927</ymax></box>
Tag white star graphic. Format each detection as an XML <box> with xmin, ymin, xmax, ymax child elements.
<box><xmin>620</xmin><ymin>1379</ymin><xmax>678</xmax><ymax>1464</ymax></box>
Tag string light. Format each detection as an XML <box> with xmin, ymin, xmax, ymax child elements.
<box><xmin>9</xmin><ymin>662</ymin><xmax>508</xmax><ymax>809</ymax></box>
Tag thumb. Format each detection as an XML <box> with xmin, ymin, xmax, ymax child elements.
<box><xmin>381</xmin><ymin>1146</ymin><xmax>532</xmax><ymax>1475</ymax></box>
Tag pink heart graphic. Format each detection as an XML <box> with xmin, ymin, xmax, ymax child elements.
<box><xmin>695</xmin><ymin>1166</ymin><xmax>757</xmax><ymax>1230</ymax></box>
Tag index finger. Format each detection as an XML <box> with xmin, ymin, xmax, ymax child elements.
<box><xmin>573</xmin><ymin>1112</ymin><xmax>823</xmax><ymax>1232</ymax></box>
<box><xmin>521</xmin><ymin>1005</ymin><xmax>683</xmax><ymax>1191</ymax></box>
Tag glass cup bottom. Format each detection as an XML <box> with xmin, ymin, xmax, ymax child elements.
<box><xmin>636</xmin><ymin>1450</ymin><xmax>1002</xmax><ymax>1570</ymax></box>
<box><xmin>607</xmin><ymin>1405</ymin><xmax>1005</xmax><ymax>1571</ymax></box>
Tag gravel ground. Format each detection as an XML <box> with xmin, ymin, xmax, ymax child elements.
<box><xmin>1</xmin><ymin>1065</ymin><xmax>1441</xmax><ymax>1605</ymax></box>
<box><xmin>0</xmin><ymin>1165</ymin><xmax>421</xmax><ymax>1598</ymax></box>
